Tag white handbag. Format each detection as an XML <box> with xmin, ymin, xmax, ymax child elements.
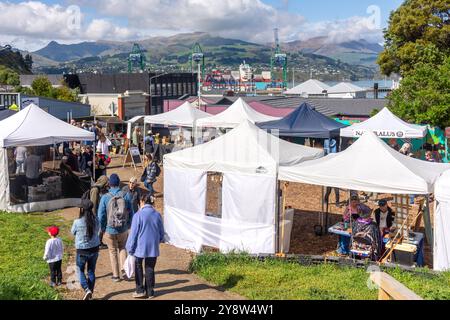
<box><xmin>123</xmin><ymin>255</ymin><xmax>136</xmax><ymax>278</ymax></box>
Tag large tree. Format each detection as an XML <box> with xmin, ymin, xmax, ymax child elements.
<box><xmin>387</xmin><ymin>57</ymin><xmax>450</xmax><ymax>128</ymax></box>
<box><xmin>31</xmin><ymin>76</ymin><xmax>53</xmax><ymax>97</ymax></box>
<box><xmin>378</xmin><ymin>0</ymin><xmax>450</xmax><ymax>76</ymax></box>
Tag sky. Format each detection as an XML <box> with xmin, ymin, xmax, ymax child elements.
<box><xmin>0</xmin><ymin>0</ymin><xmax>405</xmax><ymax>51</ymax></box>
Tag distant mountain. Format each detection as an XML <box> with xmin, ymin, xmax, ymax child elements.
<box><xmin>284</xmin><ymin>37</ymin><xmax>383</xmax><ymax>67</ymax></box>
<box><xmin>32</xmin><ymin>32</ymin><xmax>379</xmax><ymax>80</ymax></box>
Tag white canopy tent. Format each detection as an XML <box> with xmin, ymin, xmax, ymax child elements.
<box><xmin>434</xmin><ymin>170</ymin><xmax>450</xmax><ymax>271</ymax></box>
<box><xmin>284</xmin><ymin>79</ymin><xmax>330</xmax><ymax>96</ymax></box>
<box><xmin>196</xmin><ymin>98</ymin><xmax>279</xmax><ymax>129</ymax></box>
<box><xmin>0</xmin><ymin>104</ymin><xmax>95</xmax><ymax>212</ymax></box>
<box><xmin>163</xmin><ymin>120</ymin><xmax>324</xmax><ymax>254</ymax></box>
<box><xmin>340</xmin><ymin>107</ymin><xmax>427</xmax><ymax>139</ymax></box>
<box><xmin>144</xmin><ymin>101</ymin><xmax>211</xmax><ymax>127</ymax></box>
<box><xmin>279</xmin><ymin>131</ymin><xmax>450</xmax><ymax>195</ymax></box>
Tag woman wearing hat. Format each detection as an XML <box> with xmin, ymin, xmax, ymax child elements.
<box><xmin>374</xmin><ymin>200</ymin><xmax>395</xmax><ymax>235</ymax></box>
<box><xmin>71</xmin><ymin>199</ymin><xmax>101</xmax><ymax>300</ymax></box>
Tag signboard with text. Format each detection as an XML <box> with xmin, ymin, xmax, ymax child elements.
<box><xmin>353</xmin><ymin>130</ymin><xmax>406</xmax><ymax>139</ymax></box>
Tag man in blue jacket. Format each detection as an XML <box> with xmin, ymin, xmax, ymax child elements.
<box><xmin>98</xmin><ymin>173</ymin><xmax>133</xmax><ymax>282</ymax></box>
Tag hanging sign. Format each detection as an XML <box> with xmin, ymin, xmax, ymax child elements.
<box><xmin>353</xmin><ymin>130</ymin><xmax>406</xmax><ymax>138</ymax></box>
<box><xmin>122</xmin><ymin>147</ymin><xmax>143</xmax><ymax>170</ymax></box>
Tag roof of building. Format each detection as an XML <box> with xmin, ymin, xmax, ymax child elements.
<box><xmin>20</xmin><ymin>74</ymin><xmax>64</xmax><ymax>87</ymax></box>
<box><xmin>327</xmin><ymin>82</ymin><xmax>366</xmax><ymax>94</ymax></box>
<box><xmin>284</xmin><ymin>79</ymin><xmax>330</xmax><ymax>95</ymax></box>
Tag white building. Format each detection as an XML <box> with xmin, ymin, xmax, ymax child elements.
<box><xmin>327</xmin><ymin>82</ymin><xmax>367</xmax><ymax>99</ymax></box>
<box><xmin>284</xmin><ymin>79</ymin><xmax>330</xmax><ymax>97</ymax></box>
<box><xmin>239</xmin><ymin>61</ymin><xmax>253</xmax><ymax>82</ymax></box>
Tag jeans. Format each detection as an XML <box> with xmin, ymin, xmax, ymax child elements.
<box><xmin>76</xmin><ymin>251</ymin><xmax>99</xmax><ymax>292</ymax></box>
<box><xmin>16</xmin><ymin>160</ymin><xmax>25</xmax><ymax>174</ymax></box>
<box><xmin>135</xmin><ymin>257</ymin><xmax>157</xmax><ymax>295</ymax></box>
<box><xmin>324</xmin><ymin>187</ymin><xmax>340</xmax><ymax>204</ymax></box>
<box><xmin>337</xmin><ymin>236</ymin><xmax>351</xmax><ymax>255</ymax></box>
<box><xmin>144</xmin><ymin>180</ymin><xmax>155</xmax><ymax>196</ymax></box>
<box><xmin>104</xmin><ymin>232</ymin><xmax>128</xmax><ymax>278</ymax></box>
<box><xmin>48</xmin><ymin>260</ymin><xmax>62</xmax><ymax>285</ymax></box>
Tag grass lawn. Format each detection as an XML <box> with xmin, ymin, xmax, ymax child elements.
<box><xmin>0</xmin><ymin>211</ymin><xmax>72</xmax><ymax>300</ymax></box>
<box><xmin>190</xmin><ymin>253</ymin><xmax>450</xmax><ymax>300</ymax></box>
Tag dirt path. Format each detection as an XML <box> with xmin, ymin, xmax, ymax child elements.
<box><xmin>57</xmin><ymin>200</ymin><xmax>244</xmax><ymax>301</ymax></box>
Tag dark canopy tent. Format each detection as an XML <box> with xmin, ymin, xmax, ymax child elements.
<box><xmin>0</xmin><ymin>109</ymin><xmax>16</xmax><ymax>122</ymax></box>
<box><xmin>258</xmin><ymin>102</ymin><xmax>347</xmax><ymax>138</ymax></box>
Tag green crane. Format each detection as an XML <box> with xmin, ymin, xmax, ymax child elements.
<box><xmin>270</xmin><ymin>28</ymin><xmax>288</xmax><ymax>89</ymax></box>
<box><xmin>128</xmin><ymin>43</ymin><xmax>146</xmax><ymax>73</ymax></box>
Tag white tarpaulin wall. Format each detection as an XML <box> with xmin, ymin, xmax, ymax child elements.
<box><xmin>434</xmin><ymin>170</ymin><xmax>450</xmax><ymax>271</ymax></box>
<box><xmin>164</xmin><ymin>167</ymin><xmax>276</xmax><ymax>253</ymax></box>
<box><xmin>196</xmin><ymin>98</ymin><xmax>280</xmax><ymax>129</ymax></box>
<box><xmin>163</xmin><ymin>121</ymin><xmax>323</xmax><ymax>254</ymax></box>
<box><xmin>340</xmin><ymin>107</ymin><xmax>427</xmax><ymax>139</ymax></box>
<box><xmin>0</xmin><ymin>104</ymin><xmax>94</xmax><ymax>212</ymax></box>
<box><xmin>279</xmin><ymin>131</ymin><xmax>450</xmax><ymax>195</ymax></box>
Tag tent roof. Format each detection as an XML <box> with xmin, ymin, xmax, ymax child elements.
<box><xmin>144</xmin><ymin>101</ymin><xmax>211</xmax><ymax>127</ymax></box>
<box><xmin>279</xmin><ymin>131</ymin><xmax>450</xmax><ymax>194</ymax></box>
<box><xmin>258</xmin><ymin>102</ymin><xmax>347</xmax><ymax>138</ymax></box>
<box><xmin>165</xmin><ymin>120</ymin><xmax>324</xmax><ymax>176</ymax></box>
<box><xmin>328</xmin><ymin>82</ymin><xmax>365</xmax><ymax>93</ymax></box>
<box><xmin>436</xmin><ymin>170</ymin><xmax>450</xmax><ymax>202</ymax></box>
<box><xmin>0</xmin><ymin>109</ymin><xmax>16</xmax><ymax>122</ymax></box>
<box><xmin>340</xmin><ymin>107</ymin><xmax>427</xmax><ymax>138</ymax></box>
<box><xmin>284</xmin><ymin>79</ymin><xmax>330</xmax><ymax>95</ymax></box>
<box><xmin>196</xmin><ymin>98</ymin><xmax>279</xmax><ymax>128</ymax></box>
<box><xmin>0</xmin><ymin>104</ymin><xmax>95</xmax><ymax>148</ymax></box>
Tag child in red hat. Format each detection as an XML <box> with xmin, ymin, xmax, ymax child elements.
<box><xmin>43</xmin><ymin>226</ymin><xmax>64</xmax><ymax>287</ymax></box>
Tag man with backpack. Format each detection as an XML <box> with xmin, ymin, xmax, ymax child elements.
<box><xmin>98</xmin><ymin>174</ymin><xmax>133</xmax><ymax>282</ymax></box>
<box><xmin>141</xmin><ymin>153</ymin><xmax>161</xmax><ymax>196</ymax></box>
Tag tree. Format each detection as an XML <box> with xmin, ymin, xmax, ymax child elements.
<box><xmin>387</xmin><ymin>56</ymin><xmax>450</xmax><ymax>128</ymax></box>
<box><xmin>0</xmin><ymin>67</ymin><xmax>20</xmax><ymax>88</ymax></box>
<box><xmin>31</xmin><ymin>76</ymin><xmax>53</xmax><ymax>97</ymax></box>
<box><xmin>378</xmin><ymin>0</ymin><xmax>450</xmax><ymax>76</ymax></box>
<box><xmin>24</xmin><ymin>54</ymin><xmax>33</xmax><ymax>72</ymax></box>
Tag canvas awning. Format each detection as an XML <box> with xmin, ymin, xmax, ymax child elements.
<box><xmin>279</xmin><ymin>131</ymin><xmax>450</xmax><ymax>194</ymax></box>
<box><xmin>0</xmin><ymin>103</ymin><xmax>94</xmax><ymax>147</ymax></box>
<box><xmin>144</xmin><ymin>101</ymin><xmax>211</xmax><ymax>127</ymax></box>
<box><xmin>258</xmin><ymin>102</ymin><xmax>347</xmax><ymax>138</ymax></box>
<box><xmin>340</xmin><ymin>107</ymin><xmax>427</xmax><ymax>138</ymax></box>
<box><xmin>165</xmin><ymin>120</ymin><xmax>324</xmax><ymax>176</ymax></box>
<box><xmin>196</xmin><ymin>98</ymin><xmax>279</xmax><ymax>129</ymax></box>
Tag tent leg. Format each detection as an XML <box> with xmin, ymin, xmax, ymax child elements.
<box><xmin>423</xmin><ymin>195</ymin><xmax>433</xmax><ymax>248</ymax></box>
<box><xmin>275</xmin><ymin>180</ymin><xmax>281</xmax><ymax>254</ymax></box>
<box><xmin>52</xmin><ymin>143</ymin><xmax>56</xmax><ymax>170</ymax></box>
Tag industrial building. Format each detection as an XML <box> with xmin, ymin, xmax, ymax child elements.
<box><xmin>64</xmin><ymin>72</ymin><xmax>198</xmax><ymax>120</ymax></box>
<box><xmin>0</xmin><ymin>92</ymin><xmax>91</xmax><ymax>120</ymax></box>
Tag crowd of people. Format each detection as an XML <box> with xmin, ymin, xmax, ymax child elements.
<box><xmin>44</xmin><ymin>173</ymin><xmax>165</xmax><ymax>300</ymax></box>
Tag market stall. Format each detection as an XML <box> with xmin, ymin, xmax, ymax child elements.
<box><xmin>434</xmin><ymin>169</ymin><xmax>450</xmax><ymax>271</ymax></box>
<box><xmin>340</xmin><ymin>107</ymin><xmax>427</xmax><ymax>139</ymax></box>
<box><xmin>196</xmin><ymin>98</ymin><xmax>280</xmax><ymax>129</ymax></box>
<box><xmin>163</xmin><ymin>120</ymin><xmax>324</xmax><ymax>254</ymax></box>
<box><xmin>279</xmin><ymin>132</ymin><xmax>450</xmax><ymax>267</ymax></box>
<box><xmin>0</xmin><ymin>104</ymin><xmax>95</xmax><ymax>213</ymax></box>
<box><xmin>258</xmin><ymin>102</ymin><xmax>347</xmax><ymax>139</ymax></box>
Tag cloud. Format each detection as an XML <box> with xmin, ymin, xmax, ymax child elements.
<box><xmin>0</xmin><ymin>0</ymin><xmax>384</xmax><ymax>51</ymax></box>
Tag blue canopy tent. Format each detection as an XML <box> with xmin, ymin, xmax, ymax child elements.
<box><xmin>258</xmin><ymin>102</ymin><xmax>347</xmax><ymax>139</ymax></box>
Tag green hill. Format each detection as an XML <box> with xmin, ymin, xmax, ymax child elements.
<box><xmin>0</xmin><ymin>45</ymin><xmax>32</xmax><ymax>74</ymax></box>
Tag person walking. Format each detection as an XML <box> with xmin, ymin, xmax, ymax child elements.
<box><xmin>43</xmin><ymin>226</ymin><xmax>64</xmax><ymax>287</ymax></box>
<box><xmin>126</xmin><ymin>194</ymin><xmax>165</xmax><ymax>299</ymax></box>
<box><xmin>90</xmin><ymin>175</ymin><xmax>109</xmax><ymax>249</ymax></box>
<box><xmin>24</xmin><ymin>148</ymin><xmax>42</xmax><ymax>186</ymax></box>
<box><xmin>141</xmin><ymin>153</ymin><xmax>160</xmax><ymax>196</ymax></box>
<box><xmin>71</xmin><ymin>199</ymin><xmax>101</xmax><ymax>300</ymax></box>
<box><xmin>98</xmin><ymin>174</ymin><xmax>133</xmax><ymax>282</ymax></box>
<box><xmin>123</xmin><ymin>177</ymin><xmax>142</xmax><ymax>216</ymax></box>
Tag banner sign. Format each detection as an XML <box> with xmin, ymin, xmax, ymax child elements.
<box><xmin>353</xmin><ymin>130</ymin><xmax>406</xmax><ymax>139</ymax></box>
<box><xmin>445</xmin><ymin>127</ymin><xmax>450</xmax><ymax>138</ymax></box>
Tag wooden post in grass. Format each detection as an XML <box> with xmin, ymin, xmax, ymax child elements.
<box><xmin>370</xmin><ymin>272</ymin><xmax>423</xmax><ymax>300</ymax></box>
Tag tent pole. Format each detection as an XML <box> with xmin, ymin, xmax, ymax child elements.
<box><xmin>423</xmin><ymin>195</ymin><xmax>433</xmax><ymax>248</ymax></box>
<box><xmin>52</xmin><ymin>143</ymin><xmax>56</xmax><ymax>170</ymax></box>
<box><xmin>275</xmin><ymin>179</ymin><xmax>281</xmax><ymax>254</ymax></box>
<box><xmin>321</xmin><ymin>186</ymin><xmax>325</xmax><ymax>233</ymax></box>
<box><xmin>280</xmin><ymin>182</ymin><xmax>287</xmax><ymax>254</ymax></box>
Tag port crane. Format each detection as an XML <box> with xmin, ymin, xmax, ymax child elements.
<box><xmin>128</xmin><ymin>43</ymin><xmax>146</xmax><ymax>73</ymax></box>
<box><xmin>270</xmin><ymin>28</ymin><xmax>288</xmax><ymax>89</ymax></box>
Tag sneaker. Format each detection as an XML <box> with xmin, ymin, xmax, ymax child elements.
<box><xmin>50</xmin><ymin>282</ymin><xmax>56</xmax><ymax>288</ymax></box>
<box><xmin>111</xmin><ymin>276</ymin><xmax>121</xmax><ymax>283</ymax></box>
<box><xmin>83</xmin><ymin>289</ymin><xmax>92</xmax><ymax>301</ymax></box>
<box><xmin>99</xmin><ymin>243</ymin><xmax>108</xmax><ymax>250</ymax></box>
<box><xmin>148</xmin><ymin>291</ymin><xmax>156</xmax><ymax>299</ymax></box>
<box><xmin>132</xmin><ymin>292</ymin><xmax>148</xmax><ymax>299</ymax></box>
<box><xmin>56</xmin><ymin>282</ymin><xmax>62</xmax><ymax>287</ymax></box>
